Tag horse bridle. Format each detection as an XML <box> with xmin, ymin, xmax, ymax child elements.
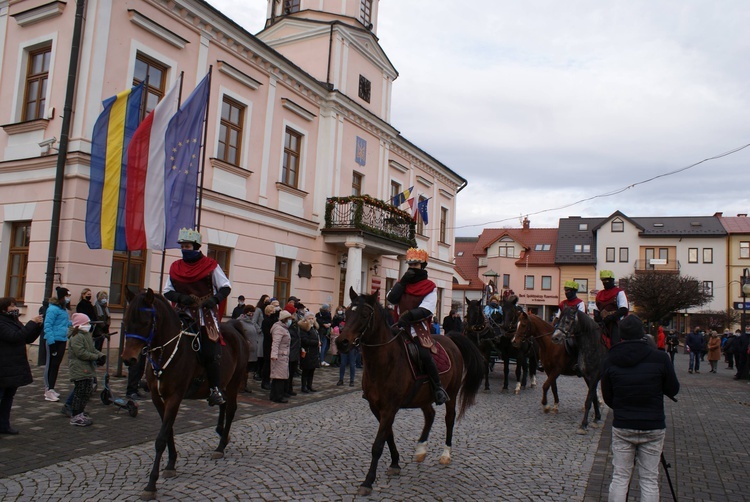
<box><xmin>553</xmin><ymin>310</ymin><xmax>578</xmax><ymax>342</ymax></box>
<box><xmin>350</xmin><ymin>301</ymin><xmax>400</xmax><ymax>348</ymax></box>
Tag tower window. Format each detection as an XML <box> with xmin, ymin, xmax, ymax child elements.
<box><xmin>358</xmin><ymin>75</ymin><xmax>371</xmax><ymax>103</ymax></box>
<box><xmin>360</xmin><ymin>0</ymin><xmax>373</xmax><ymax>26</ymax></box>
<box><xmin>284</xmin><ymin>0</ymin><xmax>300</xmax><ymax>14</ymax></box>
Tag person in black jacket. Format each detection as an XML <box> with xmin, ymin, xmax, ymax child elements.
<box><xmin>601</xmin><ymin>315</ymin><xmax>680</xmax><ymax>502</ymax></box>
<box><xmin>0</xmin><ymin>297</ymin><xmax>44</xmax><ymax>434</ymax></box>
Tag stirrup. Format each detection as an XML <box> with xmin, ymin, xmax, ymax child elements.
<box><xmin>434</xmin><ymin>387</ymin><xmax>450</xmax><ymax>405</ymax></box>
<box><xmin>208</xmin><ymin>387</ymin><xmax>225</xmax><ymax>406</ymax></box>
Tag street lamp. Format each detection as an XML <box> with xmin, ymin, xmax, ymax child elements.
<box><xmin>742</xmin><ymin>268</ymin><xmax>750</xmax><ymax>335</ymax></box>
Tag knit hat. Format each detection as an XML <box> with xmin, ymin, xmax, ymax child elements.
<box><xmin>56</xmin><ymin>286</ymin><xmax>71</xmax><ymax>300</ymax></box>
<box><xmin>278</xmin><ymin>310</ymin><xmax>292</xmax><ymax>322</ymax></box>
<box><xmin>619</xmin><ymin>315</ymin><xmax>644</xmax><ymax>340</ymax></box>
<box><xmin>71</xmin><ymin>313</ymin><xmax>90</xmax><ymax>328</ymax></box>
<box><xmin>284</xmin><ymin>304</ymin><xmax>297</xmax><ymax>315</ymax></box>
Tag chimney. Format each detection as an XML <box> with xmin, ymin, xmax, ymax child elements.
<box><xmin>714</xmin><ymin>212</ymin><xmax>722</xmax><ymax>217</ymax></box>
<box><xmin>522</xmin><ymin>217</ymin><xmax>530</xmax><ymax>230</ymax></box>
<box><xmin>739</xmin><ymin>214</ymin><xmax>748</xmax><ymax>217</ymax></box>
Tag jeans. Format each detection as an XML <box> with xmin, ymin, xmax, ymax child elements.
<box><xmin>689</xmin><ymin>350</ymin><xmax>701</xmax><ymax>372</ymax></box>
<box><xmin>319</xmin><ymin>337</ymin><xmax>329</xmax><ymax>364</ymax></box>
<box><xmin>339</xmin><ymin>348</ymin><xmax>357</xmax><ymax>383</ymax></box>
<box><xmin>609</xmin><ymin>427</ymin><xmax>665</xmax><ymax>502</ymax></box>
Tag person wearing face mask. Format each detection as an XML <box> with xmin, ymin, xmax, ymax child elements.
<box><xmin>556</xmin><ymin>281</ymin><xmax>587</xmax><ymax>317</ymax></box>
<box><xmin>483</xmin><ymin>295</ymin><xmax>503</xmax><ymax>325</ymax></box>
<box><xmin>66</xmin><ymin>313</ymin><xmax>106</xmax><ymax>426</ymax></box>
<box><xmin>93</xmin><ymin>291</ymin><xmax>111</xmax><ymax>349</ymax></box>
<box><xmin>76</xmin><ymin>288</ymin><xmax>100</xmax><ymax>349</ymax></box>
<box><xmin>163</xmin><ymin>228</ymin><xmax>231</xmax><ymax>406</ymax></box>
<box><xmin>269</xmin><ymin>310</ymin><xmax>293</xmax><ymax>403</ymax></box>
<box><xmin>594</xmin><ymin>270</ymin><xmax>630</xmax><ymax>347</ymax></box>
<box><xmin>231</xmin><ymin>295</ymin><xmax>246</xmax><ymax>320</ymax></box>
<box><xmin>43</xmin><ymin>287</ymin><xmax>72</xmax><ymax>402</ymax></box>
<box><xmin>0</xmin><ymin>297</ymin><xmax>43</xmax><ymax>434</ymax></box>
<box><xmin>330</xmin><ymin>305</ymin><xmax>346</xmax><ymax>367</ymax></box>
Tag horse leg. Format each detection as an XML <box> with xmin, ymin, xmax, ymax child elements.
<box><xmin>163</xmin><ymin>428</ymin><xmax>177</xmax><ymax>478</ymax></box>
<box><xmin>213</xmin><ymin>375</ymin><xmax>241</xmax><ymax>459</ymax></box>
<box><xmin>439</xmin><ymin>400</ymin><xmax>457</xmax><ymax>465</ymax></box>
<box><xmin>541</xmin><ymin>376</ymin><xmax>552</xmax><ymax>412</ymax></box>
<box><xmin>589</xmin><ymin>380</ymin><xmax>602</xmax><ymax>427</ymax></box>
<box><xmin>359</xmin><ymin>412</ymin><xmax>397</xmax><ymax>496</ymax></box>
<box><xmin>577</xmin><ymin>378</ymin><xmax>596</xmax><ymax>435</ymax></box>
<box><xmin>483</xmin><ymin>354</ymin><xmax>490</xmax><ymax>391</ymax></box>
<box><xmin>502</xmin><ymin>355</ymin><xmax>510</xmax><ymax>391</ymax></box>
<box><xmin>215</xmin><ymin>402</ymin><xmax>226</xmax><ymax>437</ymax></box>
<box><xmin>551</xmin><ymin>378</ymin><xmax>560</xmax><ymax>414</ymax></box>
<box><xmin>415</xmin><ymin>404</ymin><xmax>436</xmax><ymax>463</ymax></box>
<box><xmin>142</xmin><ymin>401</ymin><xmax>178</xmax><ymax>500</ymax></box>
<box><xmin>515</xmin><ymin>356</ymin><xmax>526</xmax><ymax>395</ymax></box>
<box><xmin>385</xmin><ymin>432</ymin><xmax>401</xmax><ymax>476</ymax></box>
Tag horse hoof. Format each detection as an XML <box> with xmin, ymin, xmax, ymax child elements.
<box><xmin>415</xmin><ymin>452</ymin><xmax>427</xmax><ymax>463</ymax></box>
<box><xmin>357</xmin><ymin>486</ymin><xmax>373</xmax><ymax>496</ymax></box>
<box><xmin>439</xmin><ymin>456</ymin><xmax>451</xmax><ymax>465</ymax></box>
<box><xmin>514</xmin><ymin>389</ymin><xmax>520</xmax><ymax>395</ymax></box>
<box><xmin>589</xmin><ymin>421</ymin><xmax>600</xmax><ymax>429</ymax></box>
<box><xmin>163</xmin><ymin>469</ymin><xmax>177</xmax><ymax>479</ymax></box>
<box><xmin>386</xmin><ymin>467</ymin><xmax>401</xmax><ymax>476</ymax></box>
<box><xmin>552</xmin><ymin>407</ymin><xmax>559</xmax><ymax>414</ymax></box>
<box><xmin>576</xmin><ymin>428</ymin><xmax>587</xmax><ymax>435</ymax></box>
<box><xmin>543</xmin><ymin>406</ymin><xmax>550</xmax><ymax>414</ymax></box>
<box><xmin>211</xmin><ymin>451</ymin><xmax>225</xmax><ymax>460</ymax></box>
<box><xmin>141</xmin><ymin>491</ymin><xmax>157</xmax><ymax>501</ymax></box>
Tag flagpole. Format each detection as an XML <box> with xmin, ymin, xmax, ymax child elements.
<box><xmin>158</xmin><ymin>72</ymin><xmax>184</xmax><ymax>290</ymax></box>
<box><xmin>195</xmin><ymin>66</ymin><xmax>213</xmax><ymax>231</ymax></box>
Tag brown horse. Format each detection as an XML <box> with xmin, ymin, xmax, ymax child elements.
<box><xmin>121</xmin><ymin>288</ymin><xmax>249</xmax><ymax>500</ymax></box>
<box><xmin>336</xmin><ymin>288</ymin><xmax>484</xmax><ymax>496</ymax></box>
<box><xmin>511</xmin><ymin>311</ymin><xmax>575</xmax><ymax>414</ymax></box>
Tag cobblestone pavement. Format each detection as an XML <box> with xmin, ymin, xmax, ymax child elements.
<box><xmin>1</xmin><ymin>350</ymin><xmax>748</xmax><ymax>500</ymax></box>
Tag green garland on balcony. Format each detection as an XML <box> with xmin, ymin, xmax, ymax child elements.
<box><xmin>327</xmin><ymin>195</ymin><xmax>413</xmax><ymax>220</ymax></box>
<box><xmin>325</xmin><ymin>195</ymin><xmax>416</xmax><ymax>246</ymax></box>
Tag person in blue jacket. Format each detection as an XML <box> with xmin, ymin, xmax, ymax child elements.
<box><xmin>43</xmin><ymin>287</ymin><xmax>71</xmax><ymax>402</ymax></box>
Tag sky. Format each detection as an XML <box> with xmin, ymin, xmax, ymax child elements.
<box><xmin>208</xmin><ymin>0</ymin><xmax>750</xmax><ymax>237</ymax></box>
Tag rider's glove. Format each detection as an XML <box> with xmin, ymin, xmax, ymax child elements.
<box><xmin>202</xmin><ymin>296</ymin><xmax>219</xmax><ymax>310</ymax></box>
<box><xmin>400</xmin><ymin>268</ymin><xmax>417</xmax><ymax>284</ymax></box>
<box><xmin>179</xmin><ymin>294</ymin><xmax>196</xmax><ymax>306</ymax></box>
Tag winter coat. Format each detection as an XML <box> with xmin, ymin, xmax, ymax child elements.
<box><xmin>666</xmin><ymin>333</ymin><xmax>679</xmax><ymax>353</ymax></box>
<box><xmin>601</xmin><ymin>339</ymin><xmax>680</xmax><ymax>430</ymax></box>
<box><xmin>76</xmin><ymin>298</ymin><xmax>98</xmax><ymax>326</ymax></box>
<box><xmin>298</xmin><ymin>318</ymin><xmax>321</xmax><ymax>370</ymax></box>
<box><xmin>43</xmin><ymin>301</ymin><xmax>71</xmax><ymax>344</ymax></box>
<box><xmin>707</xmin><ymin>336</ymin><xmax>721</xmax><ymax>362</ymax></box>
<box><xmin>288</xmin><ymin>322</ymin><xmax>301</xmax><ymax>363</ymax></box>
<box><xmin>315</xmin><ymin>310</ymin><xmax>332</xmax><ymax>340</ymax></box>
<box><xmin>329</xmin><ymin>326</ymin><xmax>340</xmax><ymax>355</ymax></box>
<box><xmin>656</xmin><ymin>327</ymin><xmax>666</xmax><ymax>350</ymax></box>
<box><xmin>685</xmin><ymin>331</ymin><xmax>705</xmax><ymax>353</ymax></box>
<box><xmin>67</xmin><ymin>327</ymin><xmax>104</xmax><ymax>381</ymax></box>
<box><xmin>724</xmin><ymin>336</ymin><xmax>737</xmax><ymax>355</ymax></box>
<box><xmin>239</xmin><ymin>314</ymin><xmax>262</xmax><ymax>362</ymax></box>
<box><xmin>0</xmin><ymin>314</ymin><xmax>43</xmax><ymax>388</ymax></box>
<box><xmin>270</xmin><ymin>321</ymin><xmax>291</xmax><ymax>380</ymax></box>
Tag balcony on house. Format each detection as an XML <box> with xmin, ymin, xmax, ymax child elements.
<box><xmin>322</xmin><ymin>196</ymin><xmax>416</xmax><ymax>254</ymax></box>
<box><xmin>634</xmin><ymin>259</ymin><xmax>680</xmax><ymax>274</ymax></box>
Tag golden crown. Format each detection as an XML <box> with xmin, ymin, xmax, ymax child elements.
<box><xmin>405</xmin><ymin>248</ymin><xmax>429</xmax><ymax>263</ymax></box>
<box><xmin>177</xmin><ymin>228</ymin><xmax>202</xmax><ymax>245</ymax></box>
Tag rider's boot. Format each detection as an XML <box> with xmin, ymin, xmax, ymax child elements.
<box><xmin>205</xmin><ymin>354</ymin><xmax>225</xmax><ymax>406</ymax></box>
<box><xmin>418</xmin><ymin>344</ymin><xmax>449</xmax><ymax>405</ymax></box>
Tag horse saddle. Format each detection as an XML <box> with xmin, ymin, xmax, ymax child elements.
<box><xmin>402</xmin><ymin>338</ymin><xmax>451</xmax><ymax>378</ymax></box>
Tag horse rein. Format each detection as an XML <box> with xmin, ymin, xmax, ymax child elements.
<box><xmin>351</xmin><ymin>302</ymin><xmax>400</xmax><ymax>348</ymax></box>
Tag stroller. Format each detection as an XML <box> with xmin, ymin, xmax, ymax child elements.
<box><xmin>99</xmin><ymin>331</ymin><xmax>138</xmax><ymax>417</ymax></box>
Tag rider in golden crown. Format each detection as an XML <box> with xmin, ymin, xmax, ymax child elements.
<box><xmin>386</xmin><ymin>248</ymin><xmax>449</xmax><ymax>405</ymax></box>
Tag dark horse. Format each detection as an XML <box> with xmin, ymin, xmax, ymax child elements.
<box><xmin>511</xmin><ymin>311</ymin><xmax>575</xmax><ymax>414</ymax></box>
<box><xmin>336</xmin><ymin>288</ymin><xmax>484</xmax><ymax>496</ymax></box>
<box><xmin>551</xmin><ymin>307</ymin><xmax>608</xmax><ymax>434</ymax></box>
<box><xmin>464</xmin><ymin>297</ymin><xmax>535</xmax><ymax>393</ymax></box>
<box><xmin>121</xmin><ymin>289</ymin><xmax>249</xmax><ymax>500</ymax></box>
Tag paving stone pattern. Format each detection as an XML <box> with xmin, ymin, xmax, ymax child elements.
<box><xmin>1</xmin><ymin>351</ymin><xmax>748</xmax><ymax>501</ymax></box>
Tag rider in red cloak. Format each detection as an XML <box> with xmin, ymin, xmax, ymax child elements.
<box><xmin>594</xmin><ymin>270</ymin><xmax>629</xmax><ymax>347</ymax></box>
<box><xmin>386</xmin><ymin>248</ymin><xmax>449</xmax><ymax>405</ymax></box>
<box><xmin>163</xmin><ymin>228</ymin><xmax>231</xmax><ymax>406</ymax></box>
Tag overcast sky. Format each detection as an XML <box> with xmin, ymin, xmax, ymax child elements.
<box><xmin>209</xmin><ymin>1</ymin><xmax>750</xmax><ymax>237</ymax></box>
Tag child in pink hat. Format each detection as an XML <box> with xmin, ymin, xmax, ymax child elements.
<box><xmin>66</xmin><ymin>313</ymin><xmax>105</xmax><ymax>426</ymax></box>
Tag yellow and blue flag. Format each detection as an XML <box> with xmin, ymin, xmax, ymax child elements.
<box><xmin>86</xmin><ymin>83</ymin><xmax>145</xmax><ymax>250</ymax></box>
<box><xmin>392</xmin><ymin>186</ymin><xmax>413</xmax><ymax>206</ymax></box>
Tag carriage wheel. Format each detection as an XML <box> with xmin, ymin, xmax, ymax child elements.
<box><xmin>100</xmin><ymin>389</ymin><xmax>113</xmax><ymax>405</ymax></box>
<box><xmin>127</xmin><ymin>400</ymin><xmax>139</xmax><ymax>417</ymax></box>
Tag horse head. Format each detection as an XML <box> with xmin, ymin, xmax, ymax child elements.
<box><xmin>511</xmin><ymin>311</ymin><xmax>530</xmax><ymax>348</ymax></box>
<box><xmin>500</xmin><ymin>294</ymin><xmax>521</xmax><ymax>335</ymax></box>
<box><xmin>464</xmin><ymin>298</ymin><xmax>485</xmax><ymax>331</ymax></box>
<box><xmin>121</xmin><ymin>288</ymin><xmax>171</xmax><ymax>366</ymax></box>
<box><xmin>551</xmin><ymin>307</ymin><xmax>578</xmax><ymax>345</ymax></box>
<box><xmin>336</xmin><ymin>287</ymin><xmax>383</xmax><ymax>353</ymax></box>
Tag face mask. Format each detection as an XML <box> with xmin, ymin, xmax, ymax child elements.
<box><xmin>99</xmin><ymin>298</ymin><xmax>108</xmax><ymax>305</ymax></box>
<box><xmin>286</xmin><ymin>320</ymin><xmax>293</xmax><ymax>327</ymax></box>
<box><xmin>337</xmin><ymin>310</ymin><xmax>344</xmax><ymax>315</ymax></box>
<box><xmin>3</xmin><ymin>309</ymin><xmax>19</xmax><ymax>319</ymax></box>
<box><xmin>182</xmin><ymin>249</ymin><xmax>201</xmax><ymax>261</ymax></box>
<box><xmin>565</xmin><ymin>290</ymin><xmax>577</xmax><ymax>301</ymax></box>
<box><xmin>65</xmin><ymin>298</ymin><xmax>71</xmax><ymax>304</ymax></box>
<box><xmin>85</xmin><ymin>295</ymin><xmax>92</xmax><ymax>301</ymax></box>
<box><xmin>79</xmin><ymin>324</ymin><xmax>91</xmax><ymax>332</ymax></box>
<box><xmin>490</xmin><ymin>302</ymin><xmax>498</xmax><ymax>308</ymax></box>
<box><xmin>602</xmin><ymin>279</ymin><xmax>615</xmax><ymax>290</ymax></box>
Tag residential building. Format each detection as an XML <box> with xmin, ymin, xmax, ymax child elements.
<box><xmin>555</xmin><ymin>216</ymin><xmax>604</xmax><ymax>313</ymax></box>
<box><xmin>717</xmin><ymin>213</ymin><xmax>750</xmax><ymax>329</ymax></box>
<box><xmin>0</xmin><ymin>0</ymin><xmax>465</xmax><ymax>346</ymax></box>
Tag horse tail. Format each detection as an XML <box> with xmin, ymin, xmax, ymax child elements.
<box><xmin>448</xmin><ymin>333</ymin><xmax>484</xmax><ymax>421</ymax></box>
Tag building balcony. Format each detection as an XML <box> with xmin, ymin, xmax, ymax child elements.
<box><xmin>322</xmin><ymin>196</ymin><xmax>416</xmax><ymax>254</ymax></box>
<box><xmin>633</xmin><ymin>259</ymin><xmax>680</xmax><ymax>274</ymax></box>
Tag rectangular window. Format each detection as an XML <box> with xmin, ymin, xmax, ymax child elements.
<box><xmin>390</xmin><ymin>180</ymin><xmax>401</xmax><ymax>204</ymax></box>
<box><xmin>133</xmin><ymin>52</ymin><xmax>168</xmax><ymax>117</ymax></box>
<box><xmin>360</xmin><ymin>0</ymin><xmax>373</xmax><ymax>26</ymax></box>
<box><xmin>282</xmin><ymin>128</ymin><xmax>302</xmax><ymax>188</ymax></box>
<box><xmin>741</xmin><ymin>241</ymin><xmax>750</xmax><ymax>259</ymax></box>
<box><xmin>574</xmin><ymin>244</ymin><xmax>591</xmax><ymax>253</ymax></box>
<box><xmin>110</xmin><ymin>251</ymin><xmax>146</xmax><ymax>308</ymax></box>
<box><xmin>274</xmin><ymin>258</ymin><xmax>292</xmax><ymax>302</ymax></box>
<box><xmin>439</xmin><ymin>207</ymin><xmax>448</xmax><ymax>244</ymax></box>
<box><xmin>702</xmin><ymin>281</ymin><xmax>713</xmax><ymax>297</ymax></box>
<box><xmin>284</xmin><ymin>0</ymin><xmax>300</xmax><ymax>14</ymax></box>
<box><xmin>541</xmin><ymin>276</ymin><xmax>552</xmax><ymax>290</ymax></box>
<box><xmin>534</xmin><ymin>244</ymin><xmax>551</xmax><ymax>251</ymax></box>
<box><xmin>688</xmin><ymin>248</ymin><xmax>698</xmax><ymax>263</ymax></box>
<box><xmin>619</xmin><ymin>247</ymin><xmax>629</xmax><ymax>262</ymax></box>
<box><xmin>606</xmin><ymin>247</ymin><xmax>616</xmax><ymax>262</ymax></box>
<box><xmin>352</xmin><ymin>172</ymin><xmax>363</xmax><ymax>196</ymax></box>
<box><xmin>5</xmin><ymin>222</ymin><xmax>31</xmax><ymax>302</ymax></box>
<box><xmin>416</xmin><ymin>195</ymin><xmax>427</xmax><ymax>236</ymax></box>
<box><xmin>358</xmin><ymin>75</ymin><xmax>371</xmax><ymax>103</ymax></box>
<box><xmin>575</xmin><ymin>278</ymin><xmax>588</xmax><ymax>296</ymax></box>
<box><xmin>611</xmin><ymin>220</ymin><xmax>624</xmax><ymax>232</ymax></box>
<box><xmin>578</xmin><ymin>223</ymin><xmax>588</xmax><ymax>231</ymax></box>
<box><xmin>703</xmin><ymin>248</ymin><xmax>713</xmax><ymax>264</ymax></box>
<box><xmin>207</xmin><ymin>245</ymin><xmax>231</xmax><ymax>318</ymax></box>
<box><xmin>218</xmin><ymin>96</ymin><xmax>244</xmax><ymax>166</ymax></box>
<box><xmin>23</xmin><ymin>44</ymin><xmax>51</xmax><ymax>121</ymax></box>
<box><xmin>524</xmin><ymin>275</ymin><xmax>534</xmax><ymax>290</ymax></box>
<box><xmin>503</xmin><ymin>274</ymin><xmax>510</xmax><ymax>288</ymax></box>
<box><xmin>645</xmin><ymin>248</ymin><xmax>655</xmax><ymax>270</ymax></box>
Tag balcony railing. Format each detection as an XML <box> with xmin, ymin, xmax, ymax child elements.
<box><xmin>634</xmin><ymin>259</ymin><xmax>680</xmax><ymax>274</ymax></box>
<box><xmin>324</xmin><ymin>196</ymin><xmax>416</xmax><ymax>246</ymax></box>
